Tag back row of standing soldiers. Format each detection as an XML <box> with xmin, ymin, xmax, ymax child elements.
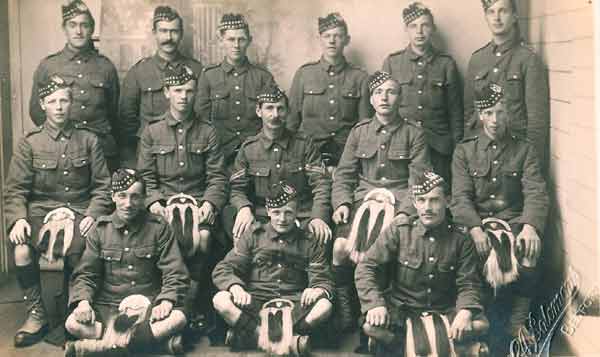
<box><xmin>5</xmin><ymin>0</ymin><xmax>549</xmax><ymax>356</ymax></box>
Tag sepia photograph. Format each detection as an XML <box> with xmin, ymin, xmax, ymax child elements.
<box><xmin>0</xmin><ymin>0</ymin><xmax>598</xmax><ymax>356</ymax></box>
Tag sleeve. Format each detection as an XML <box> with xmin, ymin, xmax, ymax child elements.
<box><xmin>3</xmin><ymin>139</ymin><xmax>34</xmax><ymax>229</ymax></box>
<box><xmin>358</xmin><ymin>73</ymin><xmax>373</xmax><ymax>119</ymax></box>
<box><xmin>154</xmin><ymin>222</ymin><xmax>191</xmax><ymax>305</ymax></box>
<box><xmin>524</xmin><ymin>53</ymin><xmax>550</xmax><ymax>168</ymax></box>
<box><xmin>228</xmin><ymin>147</ymin><xmax>253</xmax><ymax>210</ymax></box>
<box><xmin>455</xmin><ymin>234</ymin><xmax>483</xmax><ymax>312</ymax></box>
<box><xmin>355</xmin><ymin>223</ymin><xmax>400</xmax><ymax>313</ymax></box>
<box><xmin>201</xmin><ymin>126</ymin><xmax>228</xmax><ymax>210</ymax></box>
<box><xmin>68</xmin><ymin>226</ymin><xmax>103</xmax><ymax>307</ymax></box>
<box><xmin>193</xmin><ymin>70</ymin><xmax>212</xmax><ymax>121</ymax></box>
<box><xmin>446</xmin><ymin>59</ymin><xmax>464</xmax><ymax>144</ymax></box>
<box><xmin>30</xmin><ymin>63</ymin><xmax>47</xmax><ymax>126</ymax></box>
<box><xmin>136</xmin><ymin>127</ymin><xmax>163</xmax><ymax>208</ymax></box>
<box><xmin>212</xmin><ymin>230</ymin><xmax>254</xmax><ymax>291</ymax></box>
<box><xmin>85</xmin><ymin>135</ymin><xmax>112</xmax><ymax>218</ymax></box>
<box><xmin>308</xmin><ymin>239</ymin><xmax>334</xmax><ymax>297</ymax></box>
<box><xmin>463</xmin><ymin>58</ymin><xmax>477</xmax><ymax>136</ymax></box>
<box><xmin>519</xmin><ymin>144</ymin><xmax>549</xmax><ymax>232</ymax></box>
<box><xmin>450</xmin><ymin>145</ymin><xmax>482</xmax><ymax>228</ymax></box>
<box><xmin>304</xmin><ymin>139</ymin><xmax>332</xmax><ymax>222</ymax></box>
<box><xmin>118</xmin><ymin>67</ymin><xmax>141</xmax><ymax>141</ymax></box>
<box><xmin>331</xmin><ymin>127</ymin><xmax>360</xmax><ymax>209</ymax></box>
<box><xmin>381</xmin><ymin>56</ymin><xmax>392</xmax><ymax>73</ymax></box>
<box><xmin>106</xmin><ymin>62</ymin><xmax>121</xmax><ymax>143</ymax></box>
<box><xmin>287</xmin><ymin>68</ymin><xmax>304</xmax><ymax>132</ymax></box>
<box><xmin>399</xmin><ymin>128</ymin><xmax>430</xmax><ymax>215</ymax></box>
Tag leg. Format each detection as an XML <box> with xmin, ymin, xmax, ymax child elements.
<box><xmin>198</xmin><ymin>229</ymin><xmax>211</xmax><ymax>254</ymax></box>
<box><xmin>363</xmin><ymin>322</ymin><xmax>397</xmax><ymax>345</ymax></box>
<box><xmin>213</xmin><ymin>291</ymin><xmax>260</xmax><ymax>350</ymax></box>
<box><xmin>213</xmin><ymin>291</ymin><xmax>243</xmax><ymax>326</ymax></box>
<box><xmin>65</xmin><ymin>313</ymin><xmax>103</xmax><ymax>340</ymax></box>
<box><xmin>303</xmin><ymin>298</ymin><xmax>333</xmax><ymax>328</ymax></box>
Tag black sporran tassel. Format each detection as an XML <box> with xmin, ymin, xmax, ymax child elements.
<box><xmin>432</xmin><ymin>313</ymin><xmax>451</xmax><ymax>356</ymax></box>
<box><xmin>410</xmin><ymin>316</ymin><xmax>431</xmax><ymax>356</ymax></box>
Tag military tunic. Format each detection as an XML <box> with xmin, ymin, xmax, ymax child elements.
<box><xmin>30</xmin><ymin>45</ymin><xmax>120</xmax><ymax>159</ymax></box>
<box><xmin>355</xmin><ymin>216</ymin><xmax>483</xmax><ymax>314</ymax></box>
<box><xmin>119</xmin><ymin>52</ymin><xmax>203</xmax><ymax>139</ymax></box>
<box><xmin>193</xmin><ymin>58</ymin><xmax>276</xmax><ymax>161</ymax></box>
<box><xmin>288</xmin><ymin>57</ymin><xmax>372</xmax><ymax>164</ymax></box>
<box><xmin>464</xmin><ymin>36</ymin><xmax>549</xmax><ymax>167</ymax></box>
<box><xmin>382</xmin><ymin>46</ymin><xmax>463</xmax><ymax>180</ymax></box>
<box><xmin>450</xmin><ymin>132</ymin><xmax>548</xmax><ymax>232</ymax></box>
<box><xmin>69</xmin><ymin>211</ymin><xmax>190</xmax><ymax>307</ymax></box>
<box><xmin>332</xmin><ymin>117</ymin><xmax>429</xmax><ymax>215</ymax></box>
<box><xmin>4</xmin><ymin>123</ymin><xmax>112</xmax><ymax>230</ymax></box>
<box><xmin>137</xmin><ymin>111</ymin><xmax>227</xmax><ymax>211</ymax></box>
<box><xmin>229</xmin><ymin>129</ymin><xmax>331</xmax><ymax>221</ymax></box>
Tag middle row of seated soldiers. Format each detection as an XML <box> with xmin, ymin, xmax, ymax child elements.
<box><xmin>5</xmin><ymin>59</ymin><xmax>548</xmax><ymax>356</ymax></box>
<box><xmin>29</xmin><ymin>0</ymin><xmax>549</xmax><ymax>180</ymax></box>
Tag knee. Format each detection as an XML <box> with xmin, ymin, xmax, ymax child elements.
<box><xmin>198</xmin><ymin>230</ymin><xmax>211</xmax><ymax>253</ymax></box>
<box><xmin>212</xmin><ymin>291</ymin><xmax>233</xmax><ymax>313</ymax></box>
<box><xmin>168</xmin><ymin>309</ymin><xmax>187</xmax><ymax>330</ymax></box>
<box><xmin>362</xmin><ymin>322</ymin><xmax>377</xmax><ymax>337</ymax></box>
<box><xmin>332</xmin><ymin>238</ymin><xmax>349</xmax><ymax>263</ymax></box>
<box><xmin>14</xmin><ymin>245</ymin><xmax>33</xmax><ymax>265</ymax></box>
<box><xmin>65</xmin><ymin>313</ymin><xmax>83</xmax><ymax>337</ymax></box>
<box><xmin>318</xmin><ymin>298</ymin><xmax>333</xmax><ymax>317</ymax></box>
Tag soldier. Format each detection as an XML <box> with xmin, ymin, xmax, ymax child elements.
<box><xmin>381</xmin><ymin>2</ymin><xmax>463</xmax><ymax>182</ymax></box>
<box><xmin>356</xmin><ymin>169</ymin><xmax>488</xmax><ymax>356</ymax></box>
<box><xmin>451</xmin><ymin>83</ymin><xmax>548</xmax><ymax>355</ymax></box>
<box><xmin>137</xmin><ymin>65</ymin><xmax>226</xmax><ymax>331</ymax></box>
<box><xmin>288</xmin><ymin>12</ymin><xmax>371</xmax><ymax>171</ymax></box>
<box><xmin>212</xmin><ymin>182</ymin><xmax>333</xmax><ymax>354</ymax></box>
<box><xmin>194</xmin><ymin>13</ymin><xmax>276</xmax><ymax>170</ymax></box>
<box><xmin>120</xmin><ymin>5</ymin><xmax>203</xmax><ymax>167</ymax></box>
<box><xmin>65</xmin><ymin>169</ymin><xmax>190</xmax><ymax>355</ymax></box>
<box><xmin>464</xmin><ymin>0</ymin><xmax>549</xmax><ymax>169</ymax></box>
<box><xmin>331</xmin><ymin>71</ymin><xmax>429</xmax><ymax>333</ymax></box>
<box><xmin>29</xmin><ymin>0</ymin><xmax>120</xmax><ymax>171</ymax></box>
<box><xmin>4</xmin><ymin>75</ymin><xmax>111</xmax><ymax>347</ymax></box>
<box><xmin>228</xmin><ymin>86</ymin><xmax>332</xmax><ymax>246</ymax></box>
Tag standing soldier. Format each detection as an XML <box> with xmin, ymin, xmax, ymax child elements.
<box><xmin>137</xmin><ymin>65</ymin><xmax>226</xmax><ymax>331</ymax></box>
<box><xmin>4</xmin><ymin>76</ymin><xmax>111</xmax><ymax>347</ymax></box>
<box><xmin>30</xmin><ymin>0</ymin><xmax>120</xmax><ymax>171</ymax></box>
<box><xmin>194</xmin><ymin>13</ymin><xmax>276</xmax><ymax>171</ymax></box>
<box><xmin>464</xmin><ymin>0</ymin><xmax>549</xmax><ymax>169</ymax></box>
<box><xmin>451</xmin><ymin>83</ymin><xmax>548</xmax><ymax>355</ymax></box>
<box><xmin>120</xmin><ymin>6</ymin><xmax>203</xmax><ymax>167</ymax></box>
<box><xmin>382</xmin><ymin>2</ymin><xmax>463</xmax><ymax>182</ymax></box>
<box><xmin>288</xmin><ymin>12</ymin><xmax>371</xmax><ymax>172</ymax></box>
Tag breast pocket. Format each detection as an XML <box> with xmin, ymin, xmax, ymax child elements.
<box><xmin>341</xmin><ymin>84</ymin><xmax>362</xmax><ymax>120</ymax></box>
<box><xmin>387</xmin><ymin>149</ymin><xmax>411</xmax><ymax>179</ymax></box>
<box><xmin>211</xmin><ymin>87</ymin><xmax>231</xmax><ymax>121</ymax></box>
<box><xmin>248</xmin><ymin>166</ymin><xmax>271</xmax><ymax>198</ymax></box>
<box><xmin>245</xmin><ymin>88</ymin><xmax>259</xmax><ymax>119</ymax></box>
<box><xmin>395</xmin><ymin>253</ymin><xmax>422</xmax><ymax>287</ymax></box>
<box><xmin>140</xmin><ymin>78</ymin><xmax>167</xmax><ymax>117</ymax></box>
<box><xmin>88</xmin><ymin>73</ymin><xmax>108</xmax><ymax>107</ymax></box>
<box><xmin>429</xmin><ymin>76</ymin><xmax>447</xmax><ymax>109</ymax></box>
<box><xmin>134</xmin><ymin>246</ymin><xmax>157</xmax><ymax>282</ymax></box>
<box><xmin>505</xmin><ymin>72</ymin><xmax>523</xmax><ymax>101</ymax></box>
<box><xmin>187</xmin><ymin>143</ymin><xmax>209</xmax><ymax>175</ymax></box>
<box><xmin>284</xmin><ymin>162</ymin><xmax>307</xmax><ymax>194</ymax></box>
<box><xmin>32</xmin><ymin>156</ymin><xmax>58</xmax><ymax>190</ymax></box>
<box><xmin>100</xmin><ymin>249</ymin><xmax>123</xmax><ymax>278</ymax></box>
<box><xmin>437</xmin><ymin>260</ymin><xmax>457</xmax><ymax>292</ymax></box>
<box><xmin>469</xmin><ymin>162</ymin><xmax>491</xmax><ymax>198</ymax></box>
<box><xmin>502</xmin><ymin>168</ymin><xmax>523</xmax><ymax>201</ymax></box>
<box><xmin>68</xmin><ymin>152</ymin><xmax>91</xmax><ymax>188</ymax></box>
<box><xmin>150</xmin><ymin>144</ymin><xmax>176</xmax><ymax>176</ymax></box>
<box><xmin>396</xmin><ymin>74</ymin><xmax>413</xmax><ymax>107</ymax></box>
<box><xmin>302</xmin><ymin>85</ymin><xmax>326</xmax><ymax>118</ymax></box>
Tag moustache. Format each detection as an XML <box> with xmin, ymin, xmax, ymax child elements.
<box><xmin>161</xmin><ymin>41</ymin><xmax>175</xmax><ymax>46</ymax></box>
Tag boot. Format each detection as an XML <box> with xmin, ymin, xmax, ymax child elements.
<box><xmin>291</xmin><ymin>335</ymin><xmax>311</xmax><ymax>357</ymax></box>
<box><xmin>15</xmin><ymin>283</ymin><xmax>49</xmax><ymax>347</ymax></box>
<box><xmin>333</xmin><ymin>265</ymin><xmax>356</xmax><ymax>332</ymax></box>
<box><xmin>509</xmin><ymin>296</ymin><xmax>535</xmax><ymax>345</ymax></box>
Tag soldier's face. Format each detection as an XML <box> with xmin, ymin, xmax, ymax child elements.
<box><xmin>479</xmin><ymin>101</ymin><xmax>508</xmax><ymax>140</ymax></box>
<box><xmin>112</xmin><ymin>182</ymin><xmax>145</xmax><ymax>222</ymax></box>
<box><xmin>220</xmin><ymin>29</ymin><xmax>251</xmax><ymax>63</ymax></box>
<box><xmin>370</xmin><ymin>80</ymin><xmax>401</xmax><ymax>116</ymax></box>
<box><xmin>257</xmin><ymin>100</ymin><xmax>288</xmax><ymax>131</ymax></box>
<box><xmin>413</xmin><ymin>186</ymin><xmax>447</xmax><ymax>228</ymax></box>
<box><xmin>484</xmin><ymin>0</ymin><xmax>517</xmax><ymax>36</ymax></box>
<box><xmin>63</xmin><ymin>14</ymin><xmax>94</xmax><ymax>50</ymax></box>
<box><xmin>154</xmin><ymin>19</ymin><xmax>183</xmax><ymax>55</ymax></box>
<box><xmin>267</xmin><ymin>201</ymin><xmax>298</xmax><ymax>234</ymax></box>
<box><xmin>40</xmin><ymin>89</ymin><xmax>72</xmax><ymax>128</ymax></box>
<box><xmin>319</xmin><ymin>26</ymin><xmax>350</xmax><ymax>58</ymax></box>
<box><xmin>164</xmin><ymin>80</ymin><xmax>196</xmax><ymax>114</ymax></box>
<box><xmin>405</xmin><ymin>15</ymin><xmax>435</xmax><ymax>48</ymax></box>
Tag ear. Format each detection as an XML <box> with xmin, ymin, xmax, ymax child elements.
<box><xmin>344</xmin><ymin>34</ymin><xmax>351</xmax><ymax>46</ymax></box>
<box><xmin>111</xmin><ymin>192</ymin><xmax>117</xmax><ymax>203</ymax></box>
<box><xmin>255</xmin><ymin>104</ymin><xmax>262</xmax><ymax>117</ymax></box>
<box><xmin>247</xmin><ymin>35</ymin><xmax>253</xmax><ymax>45</ymax></box>
<box><xmin>163</xmin><ymin>87</ymin><xmax>170</xmax><ymax>99</ymax></box>
<box><xmin>39</xmin><ymin>99</ymin><xmax>46</xmax><ymax>111</ymax></box>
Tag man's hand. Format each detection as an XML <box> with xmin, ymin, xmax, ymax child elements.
<box><xmin>301</xmin><ymin>287</ymin><xmax>326</xmax><ymax>307</ymax></box>
<box><xmin>198</xmin><ymin>201</ymin><xmax>215</xmax><ymax>225</ymax></box>
<box><xmin>470</xmin><ymin>226</ymin><xmax>491</xmax><ymax>258</ymax></box>
<box><xmin>232</xmin><ymin>207</ymin><xmax>254</xmax><ymax>241</ymax></box>
<box><xmin>307</xmin><ymin>218</ymin><xmax>332</xmax><ymax>244</ymax></box>
<box><xmin>150</xmin><ymin>202</ymin><xmax>168</xmax><ymax>221</ymax></box>
<box><xmin>365</xmin><ymin>306</ymin><xmax>389</xmax><ymax>327</ymax></box>
<box><xmin>450</xmin><ymin>309</ymin><xmax>473</xmax><ymax>341</ymax></box>
<box><xmin>79</xmin><ymin>216</ymin><xmax>95</xmax><ymax>237</ymax></box>
<box><xmin>151</xmin><ymin>300</ymin><xmax>173</xmax><ymax>322</ymax></box>
<box><xmin>9</xmin><ymin>219</ymin><xmax>31</xmax><ymax>245</ymax></box>
<box><xmin>332</xmin><ymin>205</ymin><xmax>350</xmax><ymax>225</ymax></box>
<box><xmin>73</xmin><ymin>300</ymin><xmax>95</xmax><ymax>325</ymax></box>
<box><xmin>517</xmin><ymin>224</ymin><xmax>541</xmax><ymax>260</ymax></box>
<box><xmin>229</xmin><ymin>284</ymin><xmax>251</xmax><ymax>307</ymax></box>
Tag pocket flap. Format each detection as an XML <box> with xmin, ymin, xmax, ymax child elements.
<box><xmin>303</xmin><ymin>85</ymin><xmax>326</xmax><ymax>95</ymax></box>
<box><xmin>342</xmin><ymin>84</ymin><xmax>362</xmax><ymax>98</ymax></box>
<box><xmin>506</xmin><ymin>72</ymin><xmax>521</xmax><ymax>81</ymax></box>
<box><xmin>388</xmin><ymin>149</ymin><xmax>410</xmax><ymax>160</ymax></box>
<box><xmin>212</xmin><ymin>89</ymin><xmax>230</xmax><ymax>99</ymax></box>
<box><xmin>134</xmin><ymin>246</ymin><xmax>156</xmax><ymax>259</ymax></box>
<box><xmin>502</xmin><ymin>168</ymin><xmax>522</xmax><ymax>177</ymax></box>
<box><xmin>188</xmin><ymin>143</ymin><xmax>209</xmax><ymax>154</ymax></box>
<box><xmin>33</xmin><ymin>158</ymin><xmax>58</xmax><ymax>169</ymax></box>
<box><xmin>474</xmin><ymin>68</ymin><xmax>490</xmax><ymax>80</ymax></box>
<box><xmin>150</xmin><ymin>145</ymin><xmax>175</xmax><ymax>155</ymax></box>
<box><xmin>72</xmin><ymin>155</ymin><xmax>90</xmax><ymax>168</ymax></box>
<box><xmin>100</xmin><ymin>249</ymin><xmax>123</xmax><ymax>262</ymax></box>
<box><xmin>249</xmin><ymin>166</ymin><xmax>271</xmax><ymax>177</ymax></box>
<box><xmin>397</xmin><ymin>254</ymin><xmax>422</xmax><ymax>269</ymax></box>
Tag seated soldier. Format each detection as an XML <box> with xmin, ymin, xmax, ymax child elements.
<box><xmin>331</xmin><ymin>71</ymin><xmax>429</xmax><ymax>333</ymax></box>
<box><xmin>3</xmin><ymin>75</ymin><xmax>111</xmax><ymax>347</ymax></box>
<box><xmin>212</xmin><ymin>182</ymin><xmax>333</xmax><ymax>355</ymax></box>
<box><xmin>227</xmin><ymin>86</ymin><xmax>332</xmax><ymax>246</ymax></box>
<box><xmin>137</xmin><ymin>65</ymin><xmax>226</xmax><ymax>330</ymax></box>
<box><xmin>451</xmin><ymin>83</ymin><xmax>548</xmax><ymax>355</ymax></box>
<box><xmin>65</xmin><ymin>169</ymin><xmax>190</xmax><ymax>355</ymax></box>
<box><xmin>356</xmin><ymin>169</ymin><xmax>489</xmax><ymax>356</ymax></box>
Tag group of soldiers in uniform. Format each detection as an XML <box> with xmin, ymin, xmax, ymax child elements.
<box><xmin>3</xmin><ymin>0</ymin><xmax>550</xmax><ymax>356</ymax></box>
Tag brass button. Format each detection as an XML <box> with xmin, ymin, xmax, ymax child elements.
<box><xmin>77</xmin><ymin>73</ymin><xmax>83</xmax><ymax>78</ymax></box>
<box><xmin>179</xmin><ymin>162</ymin><xmax>184</xmax><ymax>166</ymax></box>
<box><xmin>235</xmin><ymin>101</ymin><xmax>241</xmax><ymax>105</ymax></box>
<box><xmin>128</xmin><ymin>265</ymin><xmax>133</xmax><ymax>270</ymax></box>
<box><xmin>124</xmin><ymin>247</ymin><xmax>130</xmax><ymax>252</ymax></box>
<box><xmin>65</xmin><ymin>187</ymin><xmax>70</xmax><ymax>192</ymax></box>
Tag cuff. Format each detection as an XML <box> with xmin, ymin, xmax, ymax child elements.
<box><xmin>361</xmin><ymin>299</ymin><xmax>387</xmax><ymax>314</ymax></box>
